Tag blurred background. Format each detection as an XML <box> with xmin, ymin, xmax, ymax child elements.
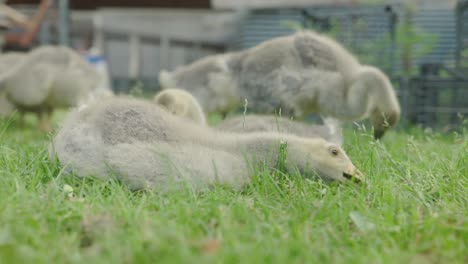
<box><xmin>2</xmin><ymin>0</ymin><xmax>467</xmax><ymax>130</ymax></box>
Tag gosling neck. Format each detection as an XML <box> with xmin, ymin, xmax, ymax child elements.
<box><xmin>221</xmin><ymin>132</ymin><xmax>297</xmax><ymax>169</ymax></box>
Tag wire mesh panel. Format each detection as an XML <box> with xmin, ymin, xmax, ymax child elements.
<box><xmin>236</xmin><ymin>9</ymin><xmax>302</xmax><ymax>49</ymax></box>
<box><xmin>456</xmin><ymin>0</ymin><xmax>468</xmax><ymax>69</ymax></box>
<box><xmin>302</xmin><ymin>5</ymin><xmax>400</xmax><ymax>74</ymax></box>
<box><xmin>238</xmin><ymin>4</ymin><xmax>462</xmax><ymax>75</ymax></box>
<box><xmin>405</xmin><ymin>76</ymin><xmax>468</xmax><ymax>130</ymax></box>
<box><xmin>237</xmin><ymin>5</ymin><xmax>400</xmax><ymax>73</ymax></box>
<box><xmin>413</xmin><ymin>7</ymin><xmax>457</xmax><ymax>67</ymax></box>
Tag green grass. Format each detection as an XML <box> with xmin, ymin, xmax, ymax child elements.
<box><xmin>0</xmin><ymin>114</ymin><xmax>466</xmax><ymax>263</ymax></box>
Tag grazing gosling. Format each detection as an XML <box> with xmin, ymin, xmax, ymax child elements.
<box><xmin>154</xmin><ymin>88</ymin><xmax>206</xmax><ymax>125</ymax></box>
<box><xmin>0</xmin><ymin>46</ymin><xmax>110</xmax><ymax>131</ymax></box>
<box><xmin>51</xmin><ymin>97</ymin><xmax>363</xmax><ymax>191</ymax></box>
<box><xmin>159</xmin><ymin>31</ymin><xmax>400</xmax><ymax>139</ymax></box>
<box><xmin>217</xmin><ymin>115</ymin><xmax>343</xmax><ymax>146</ymax></box>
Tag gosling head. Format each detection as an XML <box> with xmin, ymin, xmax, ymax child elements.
<box><xmin>357</xmin><ymin>66</ymin><xmax>401</xmax><ymax>139</ymax></box>
<box><xmin>370</xmin><ymin>108</ymin><xmax>400</xmax><ymax>140</ymax></box>
<box><xmin>287</xmin><ymin>138</ymin><xmax>364</xmax><ymax>183</ymax></box>
<box><xmin>154</xmin><ymin>88</ymin><xmax>206</xmax><ymax>125</ymax></box>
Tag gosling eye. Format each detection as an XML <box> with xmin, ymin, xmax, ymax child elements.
<box><xmin>329</xmin><ymin>148</ymin><xmax>339</xmax><ymax>157</ymax></box>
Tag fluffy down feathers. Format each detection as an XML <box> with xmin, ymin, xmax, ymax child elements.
<box><xmin>159</xmin><ymin>31</ymin><xmax>401</xmax><ymax>138</ymax></box>
<box><xmin>152</xmin><ymin>89</ymin><xmax>342</xmax><ymax>144</ymax></box>
<box><xmin>0</xmin><ymin>46</ymin><xmax>113</xmax><ymax>129</ymax></box>
<box><xmin>159</xmin><ymin>54</ymin><xmax>238</xmax><ymax>115</ymax></box>
<box><xmin>51</xmin><ymin>97</ymin><xmax>363</xmax><ymax>191</ymax></box>
<box><xmin>0</xmin><ymin>46</ymin><xmax>102</xmax><ymax>107</ymax></box>
<box><xmin>154</xmin><ymin>88</ymin><xmax>206</xmax><ymax>125</ymax></box>
<box><xmin>216</xmin><ymin>115</ymin><xmax>343</xmax><ymax>146</ymax></box>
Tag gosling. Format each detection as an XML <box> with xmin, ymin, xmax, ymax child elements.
<box><xmin>0</xmin><ymin>46</ymin><xmax>111</xmax><ymax>131</ymax></box>
<box><xmin>51</xmin><ymin>97</ymin><xmax>364</xmax><ymax>191</ymax></box>
<box><xmin>159</xmin><ymin>31</ymin><xmax>401</xmax><ymax>139</ymax></box>
<box><xmin>217</xmin><ymin>115</ymin><xmax>343</xmax><ymax>145</ymax></box>
<box><xmin>154</xmin><ymin>88</ymin><xmax>206</xmax><ymax>125</ymax></box>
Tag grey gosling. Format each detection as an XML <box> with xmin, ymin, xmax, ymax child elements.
<box><xmin>153</xmin><ymin>88</ymin><xmax>206</xmax><ymax>125</ymax></box>
<box><xmin>51</xmin><ymin>97</ymin><xmax>364</xmax><ymax>191</ymax></box>
<box><xmin>159</xmin><ymin>31</ymin><xmax>400</xmax><ymax>139</ymax></box>
<box><xmin>0</xmin><ymin>46</ymin><xmax>111</xmax><ymax>131</ymax></box>
<box><xmin>217</xmin><ymin>115</ymin><xmax>343</xmax><ymax>146</ymax></box>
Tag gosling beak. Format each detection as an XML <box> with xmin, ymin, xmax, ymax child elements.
<box><xmin>374</xmin><ymin>129</ymin><xmax>385</xmax><ymax>140</ymax></box>
<box><xmin>343</xmin><ymin>164</ymin><xmax>364</xmax><ymax>183</ymax></box>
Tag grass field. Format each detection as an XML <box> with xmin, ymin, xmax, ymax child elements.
<box><xmin>0</xmin><ymin>114</ymin><xmax>466</xmax><ymax>263</ymax></box>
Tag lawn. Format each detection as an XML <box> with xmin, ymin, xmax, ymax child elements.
<box><xmin>0</xmin><ymin>113</ymin><xmax>466</xmax><ymax>263</ymax></box>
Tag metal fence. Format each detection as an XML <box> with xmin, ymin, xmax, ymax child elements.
<box><xmin>397</xmin><ymin>67</ymin><xmax>468</xmax><ymax>130</ymax></box>
<box><xmin>456</xmin><ymin>0</ymin><xmax>468</xmax><ymax>69</ymax></box>
<box><xmin>393</xmin><ymin>2</ymin><xmax>468</xmax><ymax>130</ymax></box>
<box><xmin>240</xmin><ymin>4</ymin><xmax>464</xmax><ymax>74</ymax></box>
